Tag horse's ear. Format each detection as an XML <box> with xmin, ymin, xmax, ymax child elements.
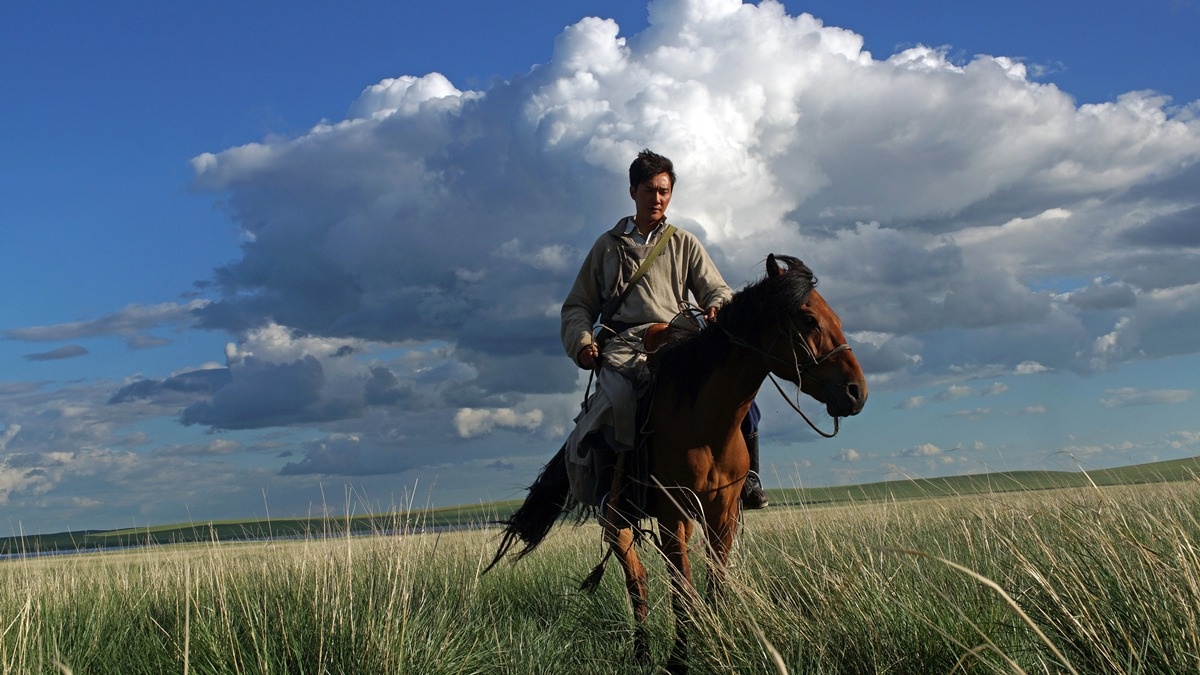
<box><xmin>766</xmin><ymin>253</ymin><xmax>782</xmax><ymax>278</ymax></box>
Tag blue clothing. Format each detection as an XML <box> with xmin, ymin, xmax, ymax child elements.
<box><xmin>741</xmin><ymin>400</ymin><xmax>761</xmax><ymax>437</ymax></box>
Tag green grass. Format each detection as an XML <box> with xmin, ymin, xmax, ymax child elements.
<box><xmin>6</xmin><ymin>474</ymin><xmax>1200</xmax><ymax>673</ymax></box>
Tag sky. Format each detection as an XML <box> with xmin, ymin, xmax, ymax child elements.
<box><xmin>2</xmin><ymin>0</ymin><xmax>1199</xmax><ymax>536</ymax></box>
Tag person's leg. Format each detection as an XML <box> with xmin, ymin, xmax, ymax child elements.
<box><xmin>740</xmin><ymin>401</ymin><xmax>768</xmax><ymax>509</ymax></box>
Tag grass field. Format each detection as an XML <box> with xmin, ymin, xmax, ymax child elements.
<box><xmin>5</xmin><ymin>468</ymin><xmax>1200</xmax><ymax>673</ymax></box>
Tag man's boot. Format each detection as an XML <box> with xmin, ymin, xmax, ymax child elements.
<box><xmin>741</xmin><ymin>431</ymin><xmax>769</xmax><ymax>509</ymax></box>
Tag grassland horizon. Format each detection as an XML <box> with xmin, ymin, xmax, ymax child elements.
<box><xmin>6</xmin><ymin>454</ymin><xmax>1199</xmax><ymax>558</ymax></box>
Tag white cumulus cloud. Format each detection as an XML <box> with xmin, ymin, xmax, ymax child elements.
<box><xmin>455</xmin><ymin>408</ymin><xmax>545</xmax><ymax>438</ymax></box>
<box><xmin>899</xmin><ymin>443</ymin><xmax>945</xmax><ymax>458</ymax></box>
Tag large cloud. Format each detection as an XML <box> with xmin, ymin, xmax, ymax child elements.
<box><xmin>173</xmin><ymin>0</ymin><xmax>1200</xmax><ymax>474</ymax></box>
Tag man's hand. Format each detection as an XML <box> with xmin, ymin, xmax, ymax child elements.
<box><xmin>577</xmin><ymin>344</ymin><xmax>600</xmax><ymax>369</ymax></box>
<box><xmin>704</xmin><ymin>305</ymin><xmax>720</xmax><ymax>323</ymax></box>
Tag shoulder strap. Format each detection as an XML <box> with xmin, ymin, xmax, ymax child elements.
<box><xmin>626</xmin><ymin>224</ymin><xmax>676</xmax><ymax>290</ymax></box>
<box><xmin>600</xmin><ymin>224</ymin><xmax>677</xmax><ymax>323</ymax></box>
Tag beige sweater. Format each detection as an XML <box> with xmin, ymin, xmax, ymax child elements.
<box><xmin>561</xmin><ymin>218</ymin><xmax>733</xmax><ymax>364</ymax></box>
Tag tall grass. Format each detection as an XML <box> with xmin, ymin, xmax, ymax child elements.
<box><xmin>4</xmin><ymin>481</ymin><xmax>1200</xmax><ymax>673</ymax></box>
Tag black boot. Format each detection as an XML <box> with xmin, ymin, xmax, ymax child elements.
<box><xmin>741</xmin><ymin>432</ymin><xmax>769</xmax><ymax>509</ymax></box>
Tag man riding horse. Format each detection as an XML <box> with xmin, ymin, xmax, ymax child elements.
<box><xmin>560</xmin><ymin>149</ymin><xmax>769</xmax><ymax>509</ymax></box>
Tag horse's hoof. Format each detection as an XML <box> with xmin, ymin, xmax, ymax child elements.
<box><xmin>634</xmin><ymin>642</ymin><xmax>652</xmax><ymax>666</ymax></box>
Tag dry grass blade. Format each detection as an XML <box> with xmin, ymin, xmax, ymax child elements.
<box><xmin>879</xmin><ymin>546</ymin><xmax>1080</xmax><ymax>675</ymax></box>
<box><xmin>747</xmin><ymin>619</ymin><xmax>789</xmax><ymax>675</ymax></box>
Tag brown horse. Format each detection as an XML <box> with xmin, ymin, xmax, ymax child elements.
<box><xmin>486</xmin><ymin>254</ymin><xmax>867</xmax><ymax>671</ymax></box>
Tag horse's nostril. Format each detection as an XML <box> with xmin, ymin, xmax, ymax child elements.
<box><xmin>847</xmin><ymin>383</ymin><xmax>861</xmax><ymax>402</ymax></box>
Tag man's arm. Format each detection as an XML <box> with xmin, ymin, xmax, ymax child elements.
<box><xmin>560</xmin><ymin>239</ymin><xmax>606</xmax><ymax>368</ymax></box>
<box><xmin>684</xmin><ymin>232</ymin><xmax>734</xmax><ymax>317</ymax></box>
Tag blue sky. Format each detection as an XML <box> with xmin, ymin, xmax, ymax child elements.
<box><xmin>3</xmin><ymin>0</ymin><xmax>1199</xmax><ymax>535</ymax></box>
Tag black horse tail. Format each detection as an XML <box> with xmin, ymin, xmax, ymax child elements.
<box><xmin>484</xmin><ymin>443</ymin><xmax>574</xmax><ymax>574</ymax></box>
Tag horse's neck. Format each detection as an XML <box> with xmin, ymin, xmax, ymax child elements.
<box><xmin>674</xmin><ymin>352</ymin><xmax>770</xmax><ymax>438</ymax></box>
<box><xmin>709</xmin><ymin>355</ymin><xmax>771</xmax><ymax>416</ymax></box>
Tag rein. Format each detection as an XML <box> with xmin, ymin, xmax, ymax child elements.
<box><xmin>584</xmin><ymin>305</ymin><xmax>851</xmax><ymax>437</ymax></box>
<box><xmin>768</xmin><ymin>374</ymin><xmax>841</xmax><ymax>438</ymax></box>
<box><xmin>718</xmin><ymin>315</ymin><xmax>851</xmax><ymax>438</ymax></box>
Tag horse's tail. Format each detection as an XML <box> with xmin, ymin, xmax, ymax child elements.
<box><xmin>483</xmin><ymin>443</ymin><xmax>573</xmax><ymax>574</ymax></box>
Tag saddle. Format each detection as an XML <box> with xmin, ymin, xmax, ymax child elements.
<box><xmin>643</xmin><ymin>322</ymin><xmax>673</xmax><ymax>352</ymax></box>
<box><xmin>607</xmin><ymin>320</ymin><xmax>692</xmax><ymax>524</ymax></box>
<box><xmin>569</xmin><ymin>319</ymin><xmax>699</xmax><ymax>515</ymax></box>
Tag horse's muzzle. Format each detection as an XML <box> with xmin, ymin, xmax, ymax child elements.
<box><xmin>826</xmin><ymin>380</ymin><xmax>867</xmax><ymax>417</ymax></box>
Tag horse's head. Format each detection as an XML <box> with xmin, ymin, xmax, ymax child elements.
<box><xmin>761</xmin><ymin>254</ymin><xmax>867</xmax><ymax>418</ymax></box>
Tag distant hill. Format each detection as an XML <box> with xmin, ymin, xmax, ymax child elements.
<box><xmin>0</xmin><ymin>501</ymin><xmax>521</xmax><ymax>558</ymax></box>
<box><xmin>5</xmin><ymin>456</ymin><xmax>1199</xmax><ymax>557</ymax></box>
<box><xmin>771</xmin><ymin>455</ymin><xmax>1200</xmax><ymax>506</ymax></box>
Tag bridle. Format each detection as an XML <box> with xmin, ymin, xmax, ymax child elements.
<box><xmin>719</xmin><ymin>313</ymin><xmax>851</xmax><ymax>438</ymax></box>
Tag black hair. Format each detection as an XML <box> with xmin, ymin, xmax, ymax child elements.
<box><xmin>629</xmin><ymin>149</ymin><xmax>676</xmax><ymax>189</ymax></box>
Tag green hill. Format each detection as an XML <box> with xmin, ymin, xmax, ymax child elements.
<box><xmin>5</xmin><ymin>455</ymin><xmax>1199</xmax><ymax>557</ymax></box>
<box><xmin>772</xmin><ymin>455</ymin><xmax>1200</xmax><ymax>506</ymax></box>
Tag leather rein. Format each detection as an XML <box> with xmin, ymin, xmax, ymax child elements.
<box><xmin>718</xmin><ymin>314</ymin><xmax>851</xmax><ymax>438</ymax></box>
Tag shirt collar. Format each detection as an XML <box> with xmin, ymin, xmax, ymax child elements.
<box><xmin>623</xmin><ymin>217</ymin><xmax>665</xmax><ymax>237</ymax></box>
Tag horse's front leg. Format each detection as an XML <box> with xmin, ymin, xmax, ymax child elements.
<box><xmin>662</xmin><ymin>516</ymin><xmax>697</xmax><ymax>674</ymax></box>
<box><xmin>602</xmin><ymin>454</ymin><xmax>651</xmax><ymax>664</ymax></box>
<box><xmin>704</xmin><ymin>499</ymin><xmax>741</xmax><ymax>599</ymax></box>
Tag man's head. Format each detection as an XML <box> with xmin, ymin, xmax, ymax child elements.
<box><xmin>628</xmin><ymin>149</ymin><xmax>676</xmax><ymax>191</ymax></box>
<box><xmin>629</xmin><ymin>149</ymin><xmax>675</xmax><ymax>227</ymax></box>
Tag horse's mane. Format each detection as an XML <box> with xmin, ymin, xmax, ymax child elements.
<box><xmin>652</xmin><ymin>255</ymin><xmax>816</xmax><ymax>404</ymax></box>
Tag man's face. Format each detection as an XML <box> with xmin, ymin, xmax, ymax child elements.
<box><xmin>630</xmin><ymin>172</ymin><xmax>673</xmax><ymax>224</ymax></box>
